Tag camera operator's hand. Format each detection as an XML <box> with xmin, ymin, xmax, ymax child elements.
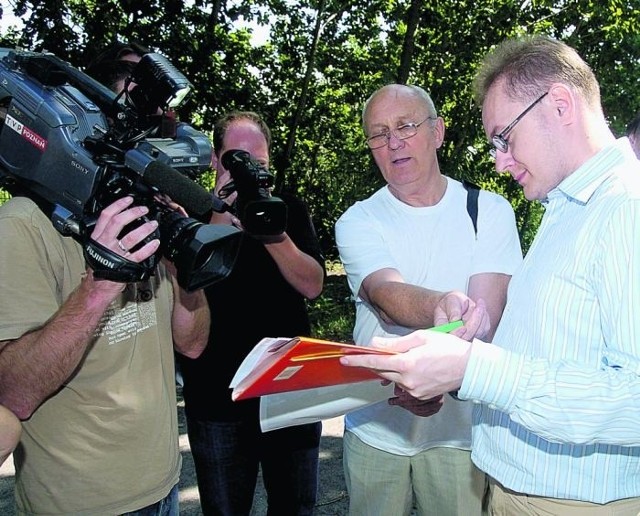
<box><xmin>75</xmin><ymin>196</ymin><xmax>161</xmax><ymax>299</ymax></box>
<box><xmin>90</xmin><ymin>196</ymin><xmax>160</xmax><ymax>264</ymax></box>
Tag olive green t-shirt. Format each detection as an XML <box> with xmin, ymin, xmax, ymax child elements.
<box><xmin>0</xmin><ymin>197</ymin><xmax>180</xmax><ymax>515</ymax></box>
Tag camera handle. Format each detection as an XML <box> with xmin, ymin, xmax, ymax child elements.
<box><xmin>83</xmin><ymin>238</ymin><xmax>156</xmax><ymax>283</ymax></box>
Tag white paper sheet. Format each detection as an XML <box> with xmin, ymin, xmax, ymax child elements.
<box><xmin>258</xmin><ymin>380</ymin><xmax>394</xmax><ymax>432</ymax></box>
<box><xmin>229</xmin><ymin>337</ymin><xmax>289</xmax><ymax>389</ymax></box>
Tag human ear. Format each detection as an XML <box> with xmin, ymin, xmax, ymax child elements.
<box><xmin>548</xmin><ymin>83</ymin><xmax>574</xmax><ymax>124</ymax></box>
<box><xmin>433</xmin><ymin>116</ymin><xmax>446</xmax><ymax>148</ymax></box>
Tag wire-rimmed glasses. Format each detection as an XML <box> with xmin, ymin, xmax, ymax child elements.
<box><xmin>489</xmin><ymin>92</ymin><xmax>548</xmax><ymax>158</ymax></box>
<box><xmin>366</xmin><ymin>116</ymin><xmax>436</xmax><ymax>150</ymax></box>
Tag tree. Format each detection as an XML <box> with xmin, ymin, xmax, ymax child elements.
<box><xmin>1</xmin><ymin>0</ymin><xmax>638</xmax><ymax>258</ymax></box>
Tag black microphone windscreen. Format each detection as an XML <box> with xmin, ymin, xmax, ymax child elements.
<box><xmin>143</xmin><ymin>161</ymin><xmax>213</xmax><ymax>220</ymax></box>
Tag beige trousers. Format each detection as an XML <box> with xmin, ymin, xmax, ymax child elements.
<box><xmin>488</xmin><ymin>477</ymin><xmax>640</xmax><ymax>516</ymax></box>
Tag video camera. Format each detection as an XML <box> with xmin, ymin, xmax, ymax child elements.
<box><xmin>219</xmin><ymin>149</ymin><xmax>287</xmax><ymax>236</ymax></box>
<box><xmin>0</xmin><ymin>48</ymin><xmax>242</xmax><ymax>291</ymax></box>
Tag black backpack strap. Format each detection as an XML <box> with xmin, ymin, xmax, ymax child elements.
<box><xmin>462</xmin><ymin>180</ymin><xmax>480</xmax><ymax>237</ymax></box>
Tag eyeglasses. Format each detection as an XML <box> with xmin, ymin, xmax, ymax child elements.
<box><xmin>366</xmin><ymin>116</ymin><xmax>436</xmax><ymax>150</ymax></box>
<box><xmin>489</xmin><ymin>92</ymin><xmax>548</xmax><ymax>158</ymax></box>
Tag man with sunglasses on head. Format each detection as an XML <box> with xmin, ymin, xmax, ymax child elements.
<box><xmin>334</xmin><ymin>84</ymin><xmax>522</xmax><ymax>516</ymax></box>
<box><xmin>340</xmin><ymin>35</ymin><xmax>640</xmax><ymax>515</ymax></box>
<box><xmin>0</xmin><ymin>41</ymin><xmax>211</xmax><ymax>516</ymax></box>
<box><xmin>85</xmin><ymin>41</ymin><xmax>150</xmax><ymax>93</ymax></box>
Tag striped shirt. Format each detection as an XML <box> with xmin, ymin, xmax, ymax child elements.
<box><xmin>460</xmin><ymin>138</ymin><xmax>640</xmax><ymax>504</ymax></box>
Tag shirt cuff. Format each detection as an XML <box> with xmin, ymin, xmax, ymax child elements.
<box><xmin>458</xmin><ymin>339</ymin><xmax>525</xmax><ymax>411</ymax></box>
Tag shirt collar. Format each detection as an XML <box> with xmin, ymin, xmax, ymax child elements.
<box><xmin>548</xmin><ymin>138</ymin><xmax>633</xmax><ymax>205</ymax></box>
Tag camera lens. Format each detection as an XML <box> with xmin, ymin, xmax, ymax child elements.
<box><xmin>157</xmin><ymin>208</ymin><xmax>243</xmax><ymax>291</ymax></box>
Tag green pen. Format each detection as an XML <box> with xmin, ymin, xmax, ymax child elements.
<box><xmin>428</xmin><ymin>320</ymin><xmax>465</xmax><ymax>400</ymax></box>
<box><xmin>428</xmin><ymin>320</ymin><xmax>463</xmax><ymax>333</ymax></box>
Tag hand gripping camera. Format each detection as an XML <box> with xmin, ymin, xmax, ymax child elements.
<box><xmin>0</xmin><ymin>48</ymin><xmax>242</xmax><ymax>291</ymax></box>
<box><xmin>219</xmin><ymin>149</ymin><xmax>288</xmax><ymax>236</ymax></box>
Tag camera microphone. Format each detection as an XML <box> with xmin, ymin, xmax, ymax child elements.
<box><xmin>0</xmin><ymin>48</ymin><xmax>240</xmax><ymax>290</ymax></box>
<box><xmin>137</xmin><ymin>160</ymin><xmax>213</xmax><ymax>220</ymax></box>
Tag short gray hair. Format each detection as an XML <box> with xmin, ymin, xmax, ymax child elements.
<box><xmin>362</xmin><ymin>84</ymin><xmax>437</xmax><ymax>131</ymax></box>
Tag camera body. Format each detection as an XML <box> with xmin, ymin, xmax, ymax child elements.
<box><xmin>220</xmin><ymin>149</ymin><xmax>288</xmax><ymax>236</ymax></box>
<box><xmin>0</xmin><ymin>48</ymin><xmax>241</xmax><ymax>291</ymax></box>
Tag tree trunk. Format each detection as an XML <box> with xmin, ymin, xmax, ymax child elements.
<box><xmin>276</xmin><ymin>0</ymin><xmax>326</xmax><ymax>191</ymax></box>
<box><xmin>397</xmin><ymin>0</ymin><xmax>421</xmax><ymax>84</ymax></box>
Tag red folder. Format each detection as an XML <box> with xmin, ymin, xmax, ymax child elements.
<box><xmin>230</xmin><ymin>336</ymin><xmax>396</xmax><ymax>401</ymax></box>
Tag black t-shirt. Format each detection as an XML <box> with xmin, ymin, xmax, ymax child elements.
<box><xmin>178</xmin><ymin>192</ymin><xmax>325</xmax><ymax>421</ymax></box>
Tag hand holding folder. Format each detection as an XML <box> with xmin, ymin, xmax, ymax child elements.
<box><xmin>230</xmin><ymin>320</ymin><xmax>463</xmax><ymax>401</ymax></box>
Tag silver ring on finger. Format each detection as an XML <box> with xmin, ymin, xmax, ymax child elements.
<box><xmin>117</xmin><ymin>239</ymin><xmax>129</xmax><ymax>254</ymax></box>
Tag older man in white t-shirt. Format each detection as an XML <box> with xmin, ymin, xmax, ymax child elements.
<box><xmin>335</xmin><ymin>83</ymin><xmax>522</xmax><ymax>516</ymax></box>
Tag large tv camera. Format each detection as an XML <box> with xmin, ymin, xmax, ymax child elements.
<box><xmin>219</xmin><ymin>149</ymin><xmax>287</xmax><ymax>236</ymax></box>
<box><xmin>0</xmin><ymin>48</ymin><xmax>242</xmax><ymax>291</ymax></box>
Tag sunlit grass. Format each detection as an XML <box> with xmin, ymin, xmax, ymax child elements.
<box><xmin>307</xmin><ymin>261</ymin><xmax>355</xmax><ymax>343</ymax></box>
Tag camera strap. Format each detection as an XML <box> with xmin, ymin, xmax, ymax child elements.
<box><xmin>83</xmin><ymin>238</ymin><xmax>155</xmax><ymax>283</ymax></box>
<box><xmin>211</xmin><ymin>195</ymin><xmax>231</xmax><ymax>213</ymax></box>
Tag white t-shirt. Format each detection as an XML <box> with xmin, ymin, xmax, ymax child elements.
<box><xmin>335</xmin><ymin>176</ymin><xmax>522</xmax><ymax>455</ymax></box>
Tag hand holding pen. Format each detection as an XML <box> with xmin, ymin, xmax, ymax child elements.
<box><xmin>339</xmin><ymin>320</ymin><xmax>472</xmax><ymax>401</ymax></box>
<box><xmin>434</xmin><ymin>291</ymin><xmax>491</xmax><ymax>341</ymax></box>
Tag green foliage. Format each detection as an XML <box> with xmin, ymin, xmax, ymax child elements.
<box><xmin>307</xmin><ymin>267</ymin><xmax>355</xmax><ymax>343</ymax></box>
<box><xmin>0</xmin><ymin>189</ymin><xmax>10</xmax><ymax>205</ymax></box>
<box><xmin>1</xmin><ymin>0</ymin><xmax>638</xmax><ymax>262</ymax></box>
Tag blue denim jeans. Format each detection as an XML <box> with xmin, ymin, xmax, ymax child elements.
<box><xmin>120</xmin><ymin>484</ymin><xmax>179</xmax><ymax>516</ymax></box>
<box><xmin>186</xmin><ymin>417</ymin><xmax>321</xmax><ymax>516</ymax></box>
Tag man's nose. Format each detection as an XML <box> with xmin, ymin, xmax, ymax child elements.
<box><xmin>387</xmin><ymin>132</ymin><xmax>404</xmax><ymax>150</ymax></box>
<box><xmin>494</xmin><ymin>149</ymin><xmax>514</xmax><ymax>174</ymax></box>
